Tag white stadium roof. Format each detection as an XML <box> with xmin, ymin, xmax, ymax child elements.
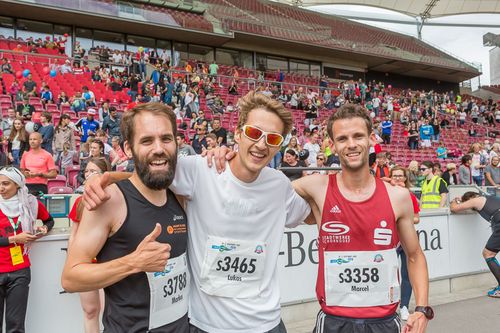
<box><xmin>275</xmin><ymin>0</ymin><xmax>500</xmax><ymax>19</ymax></box>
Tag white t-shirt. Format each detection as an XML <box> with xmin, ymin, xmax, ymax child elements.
<box><xmin>11</xmin><ymin>135</ymin><xmax>20</xmax><ymax>150</ymax></box>
<box><xmin>103</xmin><ymin>142</ymin><xmax>112</xmax><ymax>155</ymax></box>
<box><xmin>471</xmin><ymin>153</ymin><xmax>481</xmax><ymax>177</ymax></box>
<box><xmin>171</xmin><ymin>156</ymin><xmax>310</xmax><ymax>333</ymax></box>
<box><xmin>112</xmin><ymin>53</ymin><xmax>122</xmax><ymax>63</ymax></box>
<box><xmin>303</xmin><ymin>142</ymin><xmax>320</xmax><ymax>165</ymax></box>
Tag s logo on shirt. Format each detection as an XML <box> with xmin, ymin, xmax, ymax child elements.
<box><xmin>373</xmin><ymin>220</ymin><xmax>392</xmax><ymax>245</ymax></box>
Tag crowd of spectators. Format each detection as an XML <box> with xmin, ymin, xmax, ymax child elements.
<box><xmin>1</xmin><ymin>38</ymin><xmax>500</xmax><ymax>198</ymax></box>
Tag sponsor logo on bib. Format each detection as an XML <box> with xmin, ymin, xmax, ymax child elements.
<box><xmin>153</xmin><ymin>262</ymin><xmax>175</xmax><ymax>277</ymax></box>
<box><xmin>329</xmin><ymin>256</ymin><xmax>354</xmax><ymax>265</ymax></box>
<box><xmin>212</xmin><ymin>243</ymin><xmax>237</xmax><ymax>252</ymax></box>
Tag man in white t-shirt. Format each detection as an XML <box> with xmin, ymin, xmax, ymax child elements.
<box><xmin>372</xmin><ymin>95</ymin><xmax>381</xmax><ymax>116</ymax></box>
<box><xmin>83</xmin><ymin>92</ymin><xmax>312</xmax><ymax>333</ymax></box>
<box><xmin>303</xmin><ymin>132</ymin><xmax>321</xmax><ymax>166</ymax></box>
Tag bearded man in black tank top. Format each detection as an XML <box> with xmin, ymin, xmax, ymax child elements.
<box><xmin>62</xmin><ymin>103</ymin><xmax>189</xmax><ymax>333</ymax></box>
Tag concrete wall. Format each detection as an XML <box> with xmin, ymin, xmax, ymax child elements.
<box><xmin>489</xmin><ymin>47</ymin><xmax>500</xmax><ymax>85</ymax></box>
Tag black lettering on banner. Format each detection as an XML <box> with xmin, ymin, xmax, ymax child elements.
<box><xmin>285</xmin><ymin>231</ymin><xmax>305</xmax><ymax>267</ymax></box>
<box><xmin>417</xmin><ymin>230</ymin><xmax>429</xmax><ymax>251</ymax></box>
<box><xmin>430</xmin><ymin>229</ymin><xmax>442</xmax><ymax>250</ymax></box>
<box><xmin>280</xmin><ymin>231</ymin><xmax>319</xmax><ymax>266</ymax></box>
<box><xmin>163</xmin><ymin>272</ymin><xmax>187</xmax><ymax>298</ymax></box>
<box><xmin>308</xmin><ymin>239</ymin><xmax>319</xmax><ymax>264</ymax></box>
<box><xmin>216</xmin><ymin>256</ymin><xmax>257</xmax><ymax>274</ymax></box>
<box><xmin>339</xmin><ymin>268</ymin><xmax>379</xmax><ymax>284</ymax></box>
<box><xmin>417</xmin><ymin>229</ymin><xmax>442</xmax><ymax>251</ymax></box>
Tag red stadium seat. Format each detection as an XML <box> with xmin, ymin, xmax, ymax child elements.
<box><xmin>48</xmin><ymin>186</ymin><xmax>74</xmax><ymax>194</ymax></box>
<box><xmin>65</xmin><ymin>165</ymin><xmax>80</xmax><ymax>188</ymax></box>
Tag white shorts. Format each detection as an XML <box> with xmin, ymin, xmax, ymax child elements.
<box><xmin>421</xmin><ymin>139</ymin><xmax>431</xmax><ymax>148</ymax></box>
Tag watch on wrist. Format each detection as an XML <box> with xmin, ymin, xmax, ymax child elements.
<box><xmin>414</xmin><ymin>306</ymin><xmax>434</xmax><ymax>320</ymax></box>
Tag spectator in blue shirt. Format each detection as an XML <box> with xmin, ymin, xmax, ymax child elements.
<box><xmin>75</xmin><ymin>108</ymin><xmax>100</xmax><ymax>143</ymax></box>
<box><xmin>381</xmin><ymin>115</ymin><xmax>393</xmax><ymax>144</ymax></box>
<box><xmin>436</xmin><ymin>142</ymin><xmax>447</xmax><ymax>159</ymax></box>
<box><xmin>40</xmin><ymin>85</ymin><xmax>53</xmax><ymax>104</ymax></box>
<box><xmin>419</xmin><ymin>119</ymin><xmax>434</xmax><ymax>148</ymax></box>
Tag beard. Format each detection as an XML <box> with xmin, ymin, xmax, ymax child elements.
<box><xmin>133</xmin><ymin>151</ymin><xmax>177</xmax><ymax>190</ymax></box>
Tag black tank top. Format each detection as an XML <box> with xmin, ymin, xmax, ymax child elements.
<box><xmin>478</xmin><ymin>196</ymin><xmax>500</xmax><ymax>225</ymax></box>
<box><xmin>97</xmin><ymin>179</ymin><xmax>188</xmax><ymax>333</ymax></box>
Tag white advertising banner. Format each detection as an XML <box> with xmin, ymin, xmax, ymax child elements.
<box><xmin>448</xmin><ymin>213</ymin><xmax>491</xmax><ymax>276</ymax></box>
<box><xmin>278</xmin><ymin>211</ymin><xmax>491</xmax><ymax>304</ymax></box>
<box><xmin>21</xmin><ymin>210</ymin><xmax>493</xmax><ymax>332</ymax></box>
<box><xmin>414</xmin><ymin>214</ymin><xmax>451</xmax><ymax>279</ymax></box>
<box><xmin>277</xmin><ymin>225</ymin><xmax>319</xmax><ymax>304</ymax></box>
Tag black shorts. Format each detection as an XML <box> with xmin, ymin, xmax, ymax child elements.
<box><xmin>189</xmin><ymin>320</ymin><xmax>286</xmax><ymax>333</ymax></box>
<box><xmin>313</xmin><ymin>311</ymin><xmax>401</xmax><ymax>333</ymax></box>
<box><xmin>486</xmin><ymin>224</ymin><xmax>500</xmax><ymax>253</ymax></box>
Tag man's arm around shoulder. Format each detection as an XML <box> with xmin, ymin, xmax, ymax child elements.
<box><xmin>62</xmin><ymin>185</ymin><xmax>171</xmax><ymax>293</ymax></box>
<box><xmin>292</xmin><ymin>174</ymin><xmax>327</xmax><ymax>226</ymax></box>
<box><xmin>63</xmin><ymin>185</ymin><xmax>131</xmax><ymax>292</ymax></box>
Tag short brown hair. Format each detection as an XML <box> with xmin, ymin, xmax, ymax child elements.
<box><xmin>327</xmin><ymin>104</ymin><xmax>372</xmax><ymax>140</ymax></box>
<box><xmin>121</xmin><ymin>103</ymin><xmax>177</xmax><ymax>147</ymax></box>
<box><xmin>237</xmin><ymin>91</ymin><xmax>293</xmax><ymax>135</ymax></box>
<box><xmin>41</xmin><ymin>111</ymin><xmax>52</xmax><ymax>122</ymax></box>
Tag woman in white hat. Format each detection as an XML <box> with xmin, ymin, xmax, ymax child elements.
<box><xmin>0</xmin><ymin>167</ymin><xmax>54</xmax><ymax>332</ymax></box>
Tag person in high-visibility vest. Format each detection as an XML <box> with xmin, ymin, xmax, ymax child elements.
<box><xmin>420</xmin><ymin>160</ymin><xmax>449</xmax><ymax>209</ymax></box>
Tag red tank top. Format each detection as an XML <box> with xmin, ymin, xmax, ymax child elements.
<box><xmin>317</xmin><ymin>174</ymin><xmax>400</xmax><ymax>318</ymax></box>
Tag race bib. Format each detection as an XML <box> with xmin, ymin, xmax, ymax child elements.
<box><xmin>199</xmin><ymin>236</ymin><xmax>266</xmax><ymax>298</ymax></box>
<box><xmin>10</xmin><ymin>245</ymin><xmax>24</xmax><ymax>266</ymax></box>
<box><xmin>324</xmin><ymin>249</ymin><xmax>400</xmax><ymax>307</ymax></box>
<box><xmin>146</xmin><ymin>253</ymin><xmax>189</xmax><ymax>330</ymax></box>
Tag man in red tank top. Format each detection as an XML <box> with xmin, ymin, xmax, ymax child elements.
<box><xmin>294</xmin><ymin>104</ymin><xmax>433</xmax><ymax>333</ymax></box>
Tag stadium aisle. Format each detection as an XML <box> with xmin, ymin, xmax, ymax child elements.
<box><xmin>427</xmin><ymin>296</ymin><xmax>499</xmax><ymax>332</ymax></box>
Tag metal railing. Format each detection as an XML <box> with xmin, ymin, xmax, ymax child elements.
<box><xmin>278</xmin><ymin>166</ymin><xmax>341</xmax><ymax>171</ymax></box>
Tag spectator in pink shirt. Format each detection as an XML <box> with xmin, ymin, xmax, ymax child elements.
<box><xmin>20</xmin><ymin>132</ymin><xmax>57</xmax><ymax>195</ymax></box>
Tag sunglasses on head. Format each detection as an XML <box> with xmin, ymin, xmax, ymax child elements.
<box><xmin>242</xmin><ymin>125</ymin><xmax>284</xmax><ymax>147</ymax></box>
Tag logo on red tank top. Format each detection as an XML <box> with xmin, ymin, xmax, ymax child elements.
<box><xmin>373</xmin><ymin>221</ymin><xmax>393</xmax><ymax>245</ymax></box>
<box><xmin>321</xmin><ymin>221</ymin><xmax>351</xmax><ymax>244</ymax></box>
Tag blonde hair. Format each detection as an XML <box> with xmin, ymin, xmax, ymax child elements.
<box><xmin>408</xmin><ymin>160</ymin><xmax>419</xmax><ymax>171</ymax></box>
<box><xmin>446</xmin><ymin>163</ymin><xmax>457</xmax><ymax>170</ymax></box>
<box><xmin>237</xmin><ymin>91</ymin><xmax>293</xmax><ymax>135</ymax></box>
<box><xmin>469</xmin><ymin>143</ymin><xmax>480</xmax><ymax>153</ymax></box>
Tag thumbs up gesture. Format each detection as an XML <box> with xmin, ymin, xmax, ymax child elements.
<box><xmin>130</xmin><ymin>223</ymin><xmax>171</xmax><ymax>272</ymax></box>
